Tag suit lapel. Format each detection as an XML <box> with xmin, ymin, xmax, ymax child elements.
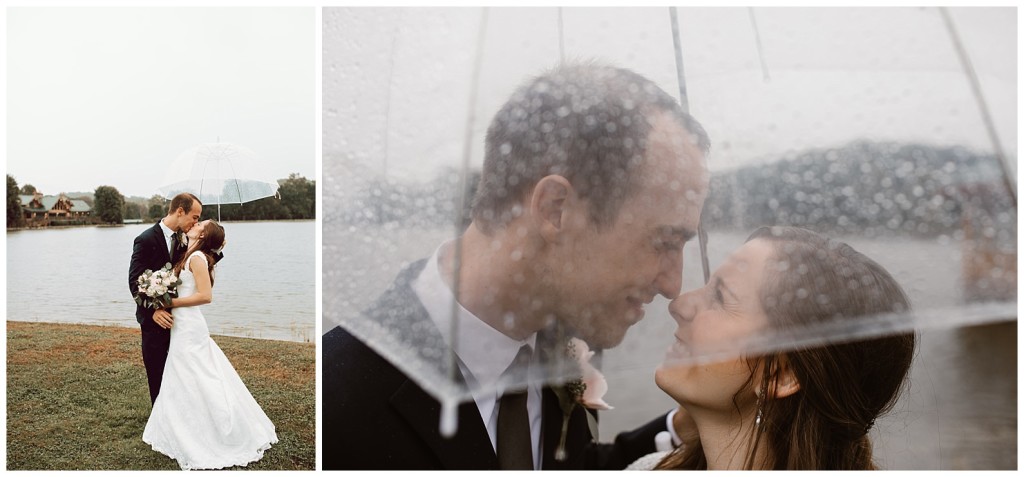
<box><xmin>390</xmin><ymin>379</ymin><xmax>497</xmax><ymax>469</ymax></box>
<box><xmin>151</xmin><ymin>223</ymin><xmax>172</xmax><ymax>265</ymax></box>
<box><xmin>362</xmin><ymin>259</ymin><xmax>497</xmax><ymax>469</ymax></box>
<box><xmin>364</xmin><ymin>259</ymin><xmax>600</xmax><ymax>470</ymax></box>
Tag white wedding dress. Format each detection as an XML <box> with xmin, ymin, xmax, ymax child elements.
<box><xmin>143</xmin><ymin>251</ymin><xmax>278</xmax><ymax>470</ymax></box>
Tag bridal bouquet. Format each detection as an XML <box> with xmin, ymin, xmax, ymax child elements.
<box><xmin>134</xmin><ymin>263</ymin><xmax>182</xmax><ymax>309</ymax></box>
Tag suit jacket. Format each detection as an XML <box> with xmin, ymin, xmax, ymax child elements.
<box><xmin>129</xmin><ymin>223</ymin><xmax>178</xmax><ymax>324</ymax></box>
<box><xmin>322</xmin><ymin>259</ymin><xmax>667</xmax><ymax>470</ymax></box>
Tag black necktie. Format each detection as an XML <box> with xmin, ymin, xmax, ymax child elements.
<box><xmin>497</xmin><ymin>345</ymin><xmax>533</xmax><ymax>470</ymax></box>
<box><xmin>170</xmin><ymin>232</ymin><xmax>185</xmax><ymax>263</ymax></box>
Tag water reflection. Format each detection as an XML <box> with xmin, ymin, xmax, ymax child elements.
<box><xmin>918</xmin><ymin>322</ymin><xmax>1016</xmax><ymax>469</ymax></box>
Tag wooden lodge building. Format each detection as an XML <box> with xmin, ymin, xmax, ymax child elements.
<box><xmin>18</xmin><ymin>192</ymin><xmax>92</xmax><ymax>226</ymax></box>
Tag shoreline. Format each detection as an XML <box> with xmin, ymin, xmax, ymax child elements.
<box><xmin>5</xmin><ymin>318</ymin><xmax>313</xmax><ymax>344</ymax></box>
<box><xmin>7</xmin><ymin>218</ymin><xmax>315</xmax><ymax>232</ymax></box>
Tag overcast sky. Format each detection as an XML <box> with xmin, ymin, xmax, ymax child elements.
<box><xmin>8</xmin><ymin>7</ymin><xmax>315</xmax><ymax>198</ymax></box>
<box><xmin>324</xmin><ymin>7</ymin><xmax>1016</xmax><ymax>185</ymax></box>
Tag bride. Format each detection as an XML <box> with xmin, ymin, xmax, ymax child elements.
<box><xmin>143</xmin><ymin>220</ymin><xmax>278</xmax><ymax>470</ymax></box>
<box><xmin>629</xmin><ymin>226</ymin><xmax>915</xmax><ymax>470</ymax></box>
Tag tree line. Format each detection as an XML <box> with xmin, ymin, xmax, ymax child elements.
<box><xmin>7</xmin><ymin>173</ymin><xmax>315</xmax><ymax>227</ymax></box>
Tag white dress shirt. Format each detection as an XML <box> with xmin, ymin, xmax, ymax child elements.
<box><xmin>411</xmin><ymin>242</ymin><xmax>543</xmax><ymax>470</ymax></box>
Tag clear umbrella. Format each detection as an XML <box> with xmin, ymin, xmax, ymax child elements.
<box><xmin>323</xmin><ymin>7</ymin><xmax>1015</xmax><ymax>469</ymax></box>
<box><xmin>158</xmin><ymin>141</ymin><xmax>281</xmax><ymax>220</ymax></box>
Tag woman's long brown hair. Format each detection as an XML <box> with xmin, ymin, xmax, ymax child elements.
<box><xmin>656</xmin><ymin>226</ymin><xmax>915</xmax><ymax>470</ymax></box>
<box><xmin>172</xmin><ymin>221</ymin><xmax>225</xmax><ymax>287</ymax></box>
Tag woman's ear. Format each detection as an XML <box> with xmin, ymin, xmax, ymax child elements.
<box><xmin>770</xmin><ymin>356</ymin><xmax>801</xmax><ymax>399</ymax></box>
<box><xmin>531</xmin><ymin>175</ymin><xmax>573</xmax><ymax>244</ymax></box>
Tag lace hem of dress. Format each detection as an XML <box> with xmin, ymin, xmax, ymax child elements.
<box><xmin>144</xmin><ymin>436</ymin><xmax>279</xmax><ymax>470</ymax></box>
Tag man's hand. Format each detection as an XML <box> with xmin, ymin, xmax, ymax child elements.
<box><xmin>153</xmin><ymin>309</ymin><xmax>174</xmax><ymax>329</ymax></box>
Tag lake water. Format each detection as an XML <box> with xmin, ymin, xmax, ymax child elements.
<box><xmin>8</xmin><ymin>221</ymin><xmax>315</xmax><ymax>343</ymax></box>
<box><xmin>323</xmin><ymin>224</ymin><xmax>1016</xmax><ymax>469</ymax></box>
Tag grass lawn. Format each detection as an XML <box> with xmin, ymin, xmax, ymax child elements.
<box><xmin>7</xmin><ymin>321</ymin><xmax>314</xmax><ymax>470</ymax></box>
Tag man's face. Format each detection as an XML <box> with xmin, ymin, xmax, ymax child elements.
<box><xmin>550</xmin><ymin>112</ymin><xmax>709</xmax><ymax>349</ymax></box>
<box><xmin>177</xmin><ymin>200</ymin><xmax>202</xmax><ymax>233</ymax></box>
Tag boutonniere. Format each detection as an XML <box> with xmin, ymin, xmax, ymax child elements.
<box><xmin>551</xmin><ymin>337</ymin><xmax>613</xmax><ymax>461</ymax></box>
<box><xmin>175</xmin><ymin>231</ymin><xmax>188</xmax><ymax>250</ymax></box>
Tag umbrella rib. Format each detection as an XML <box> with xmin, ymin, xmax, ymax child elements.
<box><xmin>382</xmin><ymin>12</ymin><xmax>402</xmax><ymax>178</ymax></box>
<box><xmin>199</xmin><ymin>152</ymin><xmax>210</xmax><ymax>204</ymax></box>
<box><xmin>748</xmin><ymin>7</ymin><xmax>771</xmax><ymax>82</ymax></box>
<box><xmin>226</xmin><ymin>158</ymin><xmax>245</xmax><ymax>204</ymax></box>
<box><xmin>668</xmin><ymin>7</ymin><xmax>690</xmax><ymax>114</ymax></box>
<box><xmin>669</xmin><ymin>7</ymin><xmax>711</xmax><ymax>285</ymax></box>
<box><xmin>444</xmin><ymin>7</ymin><xmax>489</xmax><ymax>436</ymax></box>
<box><xmin>939</xmin><ymin>7</ymin><xmax>1016</xmax><ymax>209</ymax></box>
<box><xmin>557</xmin><ymin>8</ymin><xmax>565</xmax><ymax>64</ymax></box>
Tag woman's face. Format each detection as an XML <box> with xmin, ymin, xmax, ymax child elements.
<box><xmin>655</xmin><ymin>238</ymin><xmax>774</xmax><ymax>413</ymax></box>
<box><xmin>187</xmin><ymin>220</ymin><xmax>209</xmax><ymax>241</ymax></box>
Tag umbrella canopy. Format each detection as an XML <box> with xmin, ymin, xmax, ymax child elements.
<box><xmin>158</xmin><ymin>142</ymin><xmax>281</xmax><ymax>207</ymax></box>
<box><xmin>323</xmin><ymin>7</ymin><xmax>1016</xmax><ymax>469</ymax></box>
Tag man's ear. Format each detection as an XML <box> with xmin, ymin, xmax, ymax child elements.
<box><xmin>530</xmin><ymin>175</ymin><xmax>572</xmax><ymax>243</ymax></box>
<box><xmin>770</xmin><ymin>356</ymin><xmax>801</xmax><ymax>399</ymax></box>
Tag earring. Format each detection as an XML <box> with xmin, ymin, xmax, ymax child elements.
<box><xmin>754</xmin><ymin>397</ymin><xmax>764</xmax><ymax>431</ymax></box>
<box><xmin>754</xmin><ymin>380</ymin><xmax>768</xmax><ymax>432</ymax></box>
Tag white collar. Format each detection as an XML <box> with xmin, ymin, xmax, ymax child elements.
<box><xmin>158</xmin><ymin>219</ymin><xmax>175</xmax><ymax>238</ymax></box>
<box><xmin>411</xmin><ymin>241</ymin><xmax>536</xmax><ymax>391</ymax></box>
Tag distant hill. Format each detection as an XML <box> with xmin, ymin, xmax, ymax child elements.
<box><xmin>702</xmin><ymin>140</ymin><xmax>1013</xmax><ymax>238</ymax></box>
<box><xmin>63</xmin><ymin>191</ymin><xmax>94</xmax><ymax>201</ymax></box>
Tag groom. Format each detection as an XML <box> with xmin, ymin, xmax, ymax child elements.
<box><xmin>128</xmin><ymin>192</ymin><xmax>220</xmax><ymax>404</ymax></box>
<box><xmin>323</xmin><ymin>63</ymin><xmax>711</xmax><ymax>469</ymax></box>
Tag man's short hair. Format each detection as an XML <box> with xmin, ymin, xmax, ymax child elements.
<box><xmin>168</xmin><ymin>193</ymin><xmax>201</xmax><ymax>214</ymax></box>
<box><xmin>471</xmin><ymin>61</ymin><xmax>710</xmax><ymax>233</ymax></box>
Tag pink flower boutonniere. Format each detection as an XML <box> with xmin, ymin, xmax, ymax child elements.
<box><xmin>552</xmin><ymin>337</ymin><xmax>613</xmax><ymax>461</ymax></box>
